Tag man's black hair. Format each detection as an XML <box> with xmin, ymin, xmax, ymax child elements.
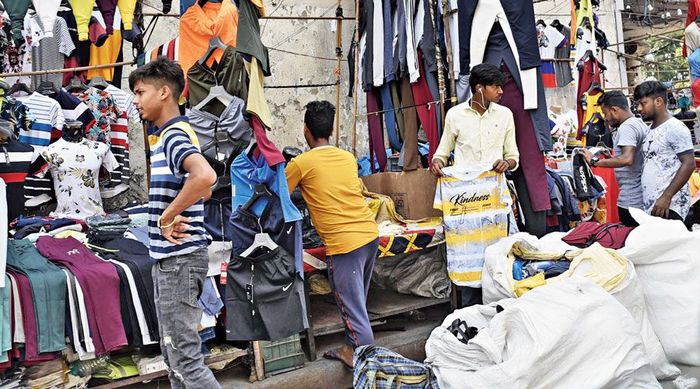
<box><xmin>597</xmin><ymin>90</ymin><xmax>630</xmax><ymax>110</ymax></box>
<box><xmin>128</xmin><ymin>56</ymin><xmax>185</xmax><ymax>102</ymax></box>
<box><xmin>633</xmin><ymin>81</ymin><xmax>668</xmax><ymax>104</ymax></box>
<box><xmin>469</xmin><ymin>63</ymin><xmax>506</xmax><ymax>93</ymax></box>
<box><xmin>304</xmin><ymin>100</ymin><xmax>336</xmax><ymax>139</ymax></box>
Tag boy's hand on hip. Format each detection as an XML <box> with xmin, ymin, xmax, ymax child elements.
<box><xmin>160</xmin><ymin>215</ymin><xmax>192</xmax><ymax>245</ymax></box>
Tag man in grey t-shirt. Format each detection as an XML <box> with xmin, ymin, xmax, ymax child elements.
<box><xmin>581</xmin><ymin>91</ymin><xmax>648</xmax><ymax>227</ymax></box>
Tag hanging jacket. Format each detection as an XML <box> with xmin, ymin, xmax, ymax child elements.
<box><xmin>96</xmin><ymin>0</ymin><xmax>117</xmax><ymax>36</ymax></box>
<box><xmin>117</xmin><ymin>0</ymin><xmax>136</xmax><ymax>30</ymax></box>
<box><xmin>70</xmin><ymin>0</ymin><xmax>95</xmax><ymax>41</ymax></box>
<box><xmin>70</xmin><ymin>0</ymin><xmax>116</xmax><ymax>40</ymax></box>
<box><xmin>457</xmin><ymin>0</ymin><xmax>540</xmax><ymax>74</ymax></box>
<box><xmin>32</xmin><ymin>0</ymin><xmax>60</xmax><ymax>38</ymax></box>
<box><xmin>5</xmin><ymin>0</ymin><xmax>31</xmax><ymax>43</ymax></box>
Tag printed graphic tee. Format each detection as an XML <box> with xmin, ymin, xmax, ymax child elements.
<box><xmin>434</xmin><ymin>166</ymin><xmax>512</xmax><ymax>287</ymax></box>
<box><xmin>37</xmin><ymin>138</ymin><xmax>118</xmax><ymax>219</ymax></box>
<box><xmin>641</xmin><ymin>117</ymin><xmax>694</xmax><ymax>219</ymax></box>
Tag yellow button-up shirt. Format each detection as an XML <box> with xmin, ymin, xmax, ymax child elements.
<box><xmin>432</xmin><ymin>100</ymin><xmax>520</xmax><ymax>169</ymax></box>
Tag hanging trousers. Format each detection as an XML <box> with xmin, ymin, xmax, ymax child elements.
<box><xmin>411</xmin><ymin>52</ymin><xmax>440</xmax><ymax>163</ymax></box>
<box><xmin>367</xmin><ymin>89</ymin><xmax>387</xmax><ymax>172</ymax></box>
<box><xmin>400</xmin><ymin>77</ymin><xmax>419</xmax><ymax>171</ymax></box>
<box><xmin>379</xmin><ymin>84</ymin><xmax>402</xmax><ymax>151</ymax></box>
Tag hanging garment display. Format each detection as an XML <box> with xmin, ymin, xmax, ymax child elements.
<box><xmin>6</xmin><ymin>240</ymin><xmax>66</xmax><ymax>353</ymax></box>
<box><xmin>77</xmin><ymin>86</ymin><xmax>121</xmax><ymax>145</ymax></box>
<box><xmin>186</xmin><ymin>96</ymin><xmax>251</xmax><ymax>160</ymax></box>
<box><xmin>0</xmin><ymin>137</ymin><xmax>33</xmax><ymax>222</ymax></box>
<box><xmin>236</xmin><ymin>0</ymin><xmax>269</xmax><ymax>75</ymax></box>
<box><xmin>187</xmin><ymin>47</ymin><xmax>249</xmax><ymax>108</ymax></box>
<box><xmin>36</xmin><ymin>137</ymin><xmax>119</xmax><ymax>219</ymax></box>
<box><xmin>458</xmin><ymin>0</ymin><xmax>540</xmax><ymax>110</ymax></box>
<box><xmin>178</xmin><ymin>0</ymin><xmax>239</xmax><ymax>76</ymax></box>
<box><xmin>87</xmin><ymin>10</ymin><xmax>123</xmax><ymax>82</ymax></box>
<box><xmin>27</xmin><ymin>15</ymin><xmax>75</xmax><ymax>88</ymax></box>
<box><xmin>226</xmin><ymin>193</ymin><xmax>307</xmax><ymax>341</ymax></box>
<box><xmin>434</xmin><ymin>166</ymin><xmax>511</xmax><ymax>287</ymax></box>
<box><xmin>36</xmin><ymin>236</ymin><xmax>127</xmax><ymax>355</ymax></box>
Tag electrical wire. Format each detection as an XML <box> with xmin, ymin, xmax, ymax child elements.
<box><xmin>264</xmin><ymin>81</ymin><xmax>339</xmax><ymax>89</ymax></box>
<box><xmin>268</xmin><ymin>3</ymin><xmax>338</xmax><ymax>49</ymax></box>
<box><xmin>267</xmin><ymin>47</ymin><xmax>337</xmax><ymax>61</ymax></box>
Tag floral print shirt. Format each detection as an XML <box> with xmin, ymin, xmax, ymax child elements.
<box><xmin>38</xmin><ymin>138</ymin><xmax>118</xmax><ymax>219</ymax></box>
<box><xmin>77</xmin><ymin>87</ymin><xmax>121</xmax><ymax>145</ymax></box>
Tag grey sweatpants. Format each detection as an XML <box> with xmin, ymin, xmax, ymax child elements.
<box><xmin>152</xmin><ymin>248</ymin><xmax>221</xmax><ymax>389</ymax></box>
<box><xmin>326</xmin><ymin>238</ymin><xmax>379</xmax><ymax>348</ymax></box>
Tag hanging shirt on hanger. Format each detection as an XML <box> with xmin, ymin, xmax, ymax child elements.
<box><xmin>105</xmin><ymin>84</ymin><xmax>138</xmax><ymax>121</ymax></box>
<box><xmin>0</xmin><ymin>138</ymin><xmax>34</xmax><ymax>223</ymax></box>
<box><xmin>4</xmin><ymin>0</ymin><xmax>30</xmax><ymax>43</ymax></box>
<box><xmin>36</xmin><ymin>137</ymin><xmax>118</xmax><ymax>218</ymax></box>
<box><xmin>87</xmin><ymin>8</ymin><xmax>122</xmax><ymax>82</ymax></box>
<box><xmin>460</xmin><ymin>0</ymin><xmax>540</xmax><ymax>110</ymax></box>
<box><xmin>28</xmin><ymin>15</ymin><xmax>76</xmax><ymax>88</ymax></box>
<box><xmin>31</xmin><ymin>0</ymin><xmax>60</xmax><ymax>38</ymax></box>
<box><xmin>77</xmin><ymin>86</ymin><xmax>121</xmax><ymax>145</ymax></box>
<box><xmin>16</xmin><ymin>91</ymin><xmax>64</xmax><ymax>147</ymax></box>
<box><xmin>178</xmin><ymin>0</ymin><xmax>239</xmax><ymax>76</ymax></box>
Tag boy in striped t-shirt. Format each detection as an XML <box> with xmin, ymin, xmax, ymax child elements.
<box><xmin>129</xmin><ymin>57</ymin><xmax>220</xmax><ymax>388</ymax></box>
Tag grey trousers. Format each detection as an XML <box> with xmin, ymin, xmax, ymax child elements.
<box><xmin>153</xmin><ymin>248</ymin><xmax>221</xmax><ymax>389</ymax></box>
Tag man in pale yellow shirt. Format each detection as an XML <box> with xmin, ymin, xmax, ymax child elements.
<box><xmin>430</xmin><ymin>63</ymin><xmax>519</xmax><ymax>307</ymax></box>
<box><xmin>286</xmin><ymin>101</ymin><xmax>379</xmax><ymax>369</ymax></box>
<box><xmin>431</xmin><ymin>63</ymin><xmax>519</xmax><ymax>176</ymax></box>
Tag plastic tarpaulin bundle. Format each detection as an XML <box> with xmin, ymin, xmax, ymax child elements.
<box><xmin>619</xmin><ymin>209</ymin><xmax>700</xmax><ymax>366</ymax></box>
<box><xmin>425</xmin><ymin>278</ymin><xmax>660</xmax><ymax>389</ymax></box>
<box><xmin>481</xmin><ymin>233</ymin><xmax>678</xmax><ymax>379</ymax></box>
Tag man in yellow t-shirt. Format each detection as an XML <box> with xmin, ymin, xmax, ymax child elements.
<box><xmin>286</xmin><ymin>101</ymin><xmax>379</xmax><ymax>369</ymax></box>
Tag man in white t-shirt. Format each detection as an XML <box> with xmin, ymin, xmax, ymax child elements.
<box><xmin>634</xmin><ymin>81</ymin><xmax>695</xmax><ymax>222</ymax></box>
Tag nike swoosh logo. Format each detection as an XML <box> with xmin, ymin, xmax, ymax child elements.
<box><xmin>287</xmin><ymin>226</ymin><xmax>293</xmax><ymax>234</ymax></box>
<box><xmin>282</xmin><ymin>282</ymin><xmax>293</xmax><ymax>292</ymax></box>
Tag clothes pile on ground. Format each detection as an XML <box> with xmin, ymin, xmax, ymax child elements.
<box><xmin>355</xmin><ymin>209</ymin><xmax>700</xmax><ymax>388</ymax></box>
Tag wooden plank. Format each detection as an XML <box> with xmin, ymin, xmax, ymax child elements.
<box><xmin>93</xmin><ymin>348</ymin><xmax>248</xmax><ymax>389</ymax></box>
<box><xmin>310</xmin><ymin>289</ymin><xmax>448</xmax><ymax>337</ymax></box>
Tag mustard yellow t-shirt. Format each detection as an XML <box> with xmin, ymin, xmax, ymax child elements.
<box><xmin>285</xmin><ymin>146</ymin><xmax>378</xmax><ymax>256</ymax></box>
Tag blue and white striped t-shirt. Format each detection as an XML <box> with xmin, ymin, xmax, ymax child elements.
<box><xmin>148</xmin><ymin>116</ymin><xmax>211</xmax><ymax>260</ymax></box>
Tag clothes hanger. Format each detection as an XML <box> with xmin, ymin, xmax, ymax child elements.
<box><xmin>194</xmin><ymin>85</ymin><xmax>234</xmax><ymax>112</ymax></box>
<box><xmin>586</xmin><ymin>81</ymin><xmax>604</xmax><ymax>94</ymax></box>
<box><xmin>240</xmin><ymin>217</ymin><xmax>278</xmax><ymax>258</ymax></box>
<box><xmin>241</xmin><ymin>183</ymin><xmax>272</xmax><ymax>212</ymax></box>
<box><xmin>37</xmin><ymin>81</ymin><xmax>58</xmax><ymax>96</ymax></box>
<box><xmin>8</xmin><ymin>82</ymin><xmax>31</xmax><ymax>96</ymax></box>
<box><xmin>88</xmin><ymin>76</ymin><xmax>109</xmax><ymax>90</ymax></box>
<box><xmin>199</xmin><ymin>36</ymin><xmax>228</xmax><ymax>66</ymax></box>
<box><xmin>67</xmin><ymin>77</ymin><xmax>88</xmax><ymax>93</ymax></box>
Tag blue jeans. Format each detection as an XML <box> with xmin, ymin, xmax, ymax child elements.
<box><xmin>152</xmin><ymin>248</ymin><xmax>221</xmax><ymax>389</ymax></box>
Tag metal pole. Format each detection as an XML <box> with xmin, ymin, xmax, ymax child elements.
<box><xmin>351</xmin><ymin>0</ymin><xmax>361</xmax><ymax>156</ymax></box>
<box><xmin>334</xmin><ymin>3</ymin><xmax>343</xmax><ymax>148</ymax></box>
<box><xmin>0</xmin><ymin>60</ymin><xmax>135</xmax><ymax>78</ymax></box>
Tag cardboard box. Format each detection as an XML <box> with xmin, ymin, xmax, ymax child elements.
<box><xmin>362</xmin><ymin>169</ymin><xmax>441</xmax><ymax>220</ymax></box>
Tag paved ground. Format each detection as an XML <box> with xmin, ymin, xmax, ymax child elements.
<box><xmin>130</xmin><ymin>303</ymin><xmax>700</xmax><ymax>388</ymax></box>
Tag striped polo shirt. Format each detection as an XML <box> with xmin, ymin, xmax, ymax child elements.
<box><xmin>148</xmin><ymin>116</ymin><xmax>211</xmax><ymax>260</ymax></box>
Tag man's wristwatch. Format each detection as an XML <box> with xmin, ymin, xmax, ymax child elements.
<box><xmin>590</xmin><ymin>156</ymin><xmax>600</xmax><ymax>167</ymax></box>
